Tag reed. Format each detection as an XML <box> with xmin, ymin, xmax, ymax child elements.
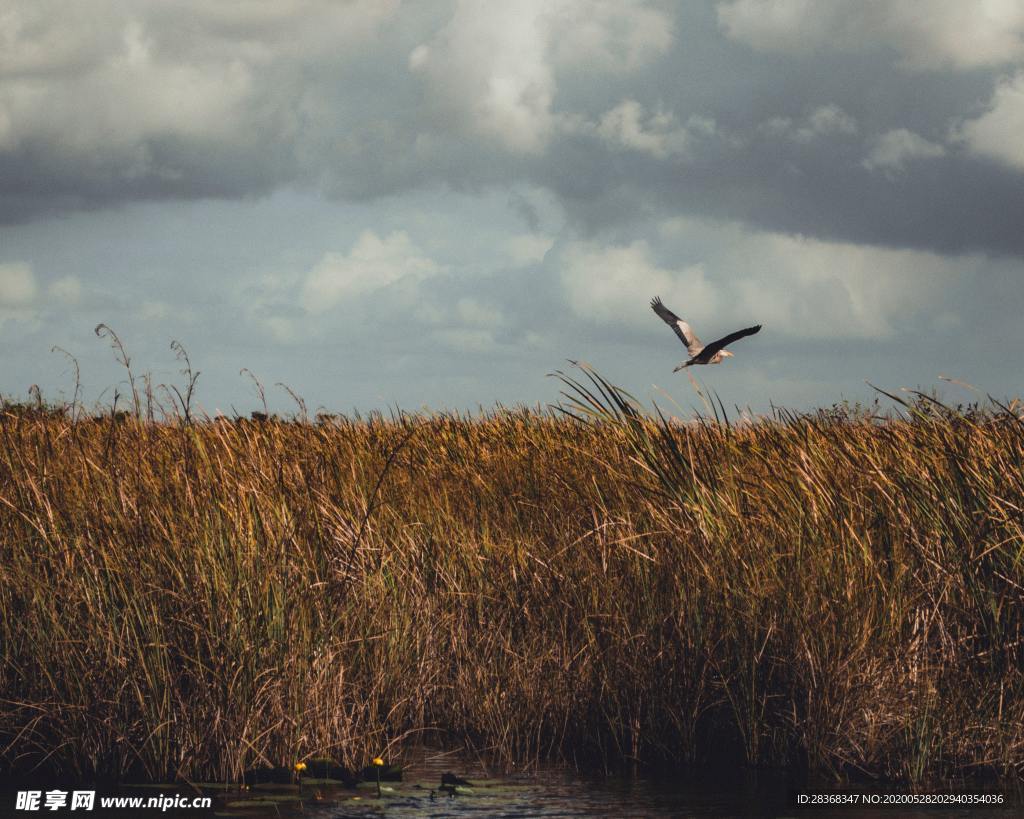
<box><xmin>1</xmin><ymin>366</ymin><xmax>1022</xmax><ymax>786</ymax></box>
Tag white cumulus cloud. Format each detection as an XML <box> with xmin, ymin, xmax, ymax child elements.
<box><xmin>47</xmin><ymin>275</ymin><xmax>82</xmax><ymax>303</ymax></box>
<box><xmin>409</xmin><ymin>0</ymin><xmax>672</xmax><ymax>154</ymax></box>
<box><xmin>0</xmin><ymin>0</ymin><xmax>400</xmax><ymax>194</ymax></box>
<box><xmin>657</xmin><ymin>216</ymin><xmax>972</xmax><ymax>340</ymax></box>
<box><xmin>725</xmin><ymin>233</ymin><xmax>966</xmax><ymax>338</ymax></box>
<box><xmin>760</xmin><ymin>104</ymin><xmax>857</xmax><ymax>143</ymax></box>
<box><xmin>863</xmin><ymin>128</ymin><xmax>945</xmax><ymax>174</ymax></box>
<box><xmin>718</xmin><ymin>0</ymin><xmax>1024</xmax><ymax>70</ymax></box>
<box><xmin>503</xmin><ymin>233</ymin><xmax>555</xmax><ymax>267</ymax></box>
<box><xmin>952</xmin><ymin>71</ymin><xmax>1024</xmax><ymax>170</ymax></box>
<box><xmin>455</xmin><ymin>297</ymin><xmax>503</xmax><ymax>328</ymax></box>
<box><xmin>0</xmin><ymin>262</ymin><xmax>36</xmax><ymax>305</ymax></box>
<box><xmin>594</xmin><ymin>100</ymin><xmax>700</xmax><ymax>159</ymax></box>
<box><xmin>301</xmin><ymin>230</ymin><xmax>443</xmax><ymax>313</ymax></box>
<box><xmin>0</xmin><ymin>261</ymin><xmax>39</xmax><ymax>327</ymax></box>
<box><xmin>560</xmin><ymin>239</ymin><xmax>718</xmax><ymax>323</ymax></box>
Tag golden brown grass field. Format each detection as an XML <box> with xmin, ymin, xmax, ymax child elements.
<box><xmin>1</xmin><ymin>364</ymin><xmax>1023</xmax><ymax>787</ymax></box>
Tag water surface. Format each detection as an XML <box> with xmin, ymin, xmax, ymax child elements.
<box><xmin>210</xmin><ymin>754</ymin><xmax>1019</xmax><ymax>818</ymax></box>
<box><xmin>4</xmin><ymin>755</ymin><xmax>1017</xmax><ymax>818</ymax></box>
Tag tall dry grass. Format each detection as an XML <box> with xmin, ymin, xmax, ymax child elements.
<box><xmin>1</xmin><ymin>364</ymin><xmax>1023</xmax><ymax>786</ymax></box>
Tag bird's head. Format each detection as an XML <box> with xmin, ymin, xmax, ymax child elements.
<box><xmin>721</xmin><ymin>350</ymin><xmax>734</xmax><ymax>358</ymax></box>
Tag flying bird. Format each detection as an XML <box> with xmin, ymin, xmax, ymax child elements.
<box><xmin>650</xmin><ymin>297</ymin><xmax>761</xmax><ymax>370</ymax></box>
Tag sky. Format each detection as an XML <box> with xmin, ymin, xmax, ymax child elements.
<box><xmin>2</xmin><ymin>0</ymin><xmax>1024</xmax><ymax>416</ymax></box>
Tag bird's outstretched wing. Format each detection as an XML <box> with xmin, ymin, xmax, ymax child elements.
<box><xmin>651</xmin><ymin>297</ymin><xmax>702</xmax><ymax>356</ymax></box>
<box><xmin>699</xmin><ymin>325</ymin><xmax>762</xmax><ymax>360</ymax></box>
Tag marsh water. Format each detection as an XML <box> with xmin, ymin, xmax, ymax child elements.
<box><xmin>216</xmin><ymin>758</ymin><xmax>792</xmax><ymax>817</ymax></box>
<box><xmin>3</xmin><ymin>752</ymin><xmax>1019</xmax><ymax>817</ymax></box>
<box><xmin>29</xmin><ymin>769</ymin><xmax>1019</xmax><ymax>817</ymax></box>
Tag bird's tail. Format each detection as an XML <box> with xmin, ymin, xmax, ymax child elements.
<box><xmin>673</xmin><ymin>361</ymin><xmax>692</xmax><ymax>372</ymax></box>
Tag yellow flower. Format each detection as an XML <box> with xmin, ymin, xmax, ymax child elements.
<box><xmin>372</xmin><ymin>757</ymin><xmax>384</xmax><ymax>766</ymax></box>
<box><xmin>294</xmin><ymin>761</ymin><xmax>308</xmax><ymax>772</ymax></box>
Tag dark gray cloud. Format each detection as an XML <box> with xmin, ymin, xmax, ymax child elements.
<box><xmin>0</xmin><ymin>10</ymin><xmax>998</xmax><ymax>219</ymax></box>
<box><xmin>3</xmin><ymin>1</ymin><xmax>1024</xmax><ymax>257</ymax></box>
